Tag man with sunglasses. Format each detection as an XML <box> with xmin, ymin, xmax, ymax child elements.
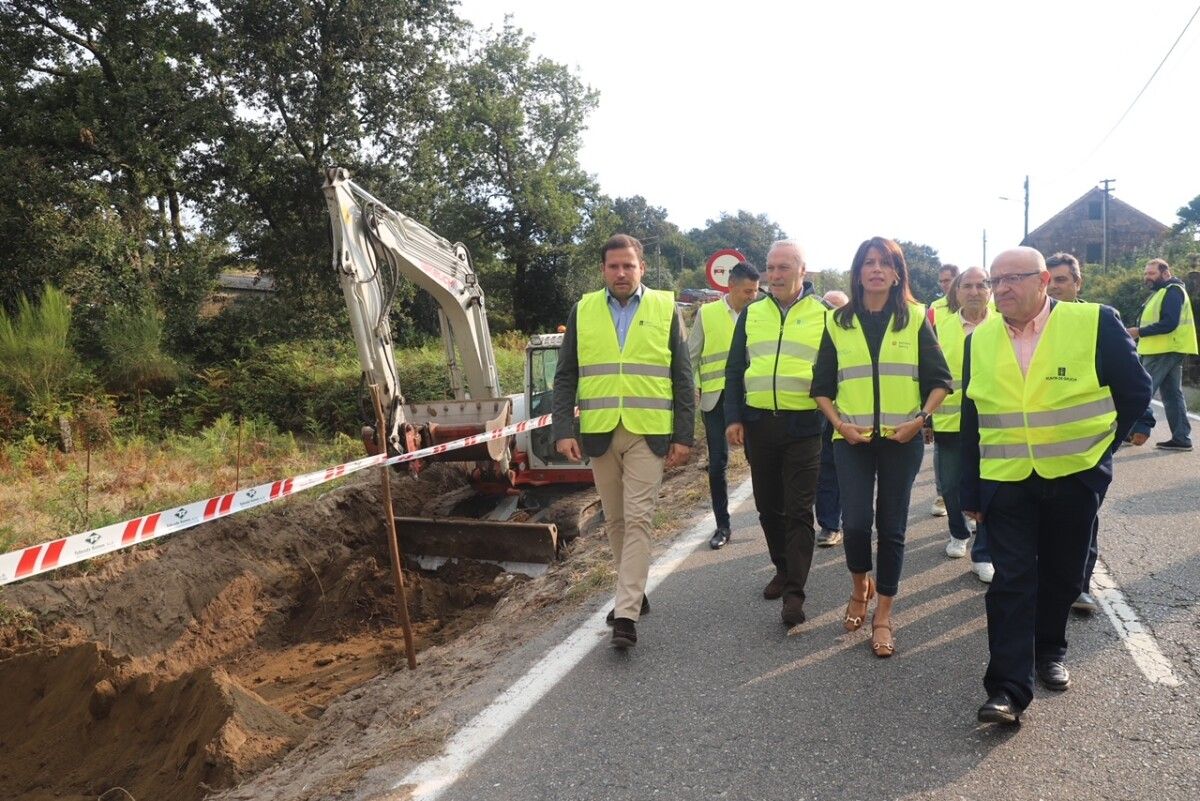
<box><xmin>960</xmin><ymin>247</ymin><xmax>1150</xmax><ymax>726</ymax></box>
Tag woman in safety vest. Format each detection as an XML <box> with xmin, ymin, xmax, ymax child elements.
<box><xmin>812</xmin><ymin>237</ymin><xmax>951</xmax><ymax>658</ymax></box>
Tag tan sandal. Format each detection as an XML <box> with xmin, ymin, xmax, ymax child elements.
<box><xmin>871</xmin><ymin>618</ymin><xmax>895</xmax><ymax>658</ymax></box>
<box><xmin>843</xmin><ymin>576</ymin><xmax>876</xmax><ymax>632</ymax></box>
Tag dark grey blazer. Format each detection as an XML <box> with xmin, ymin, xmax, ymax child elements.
<box><xmin>552</xmin><ymin>295</ymin><xmax>695</xmax><ymax>458</ymax></box>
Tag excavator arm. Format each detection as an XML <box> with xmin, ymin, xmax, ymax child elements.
<box><xmin>322</xmin><ymin>167</ymin><xmax>509</xmax><ymax>464</ymax></box>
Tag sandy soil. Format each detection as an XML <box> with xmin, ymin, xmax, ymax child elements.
<box><xmin>0</xmin><ymin>440</ymin><xmax>745</xmax><ymax>801</ymax></box>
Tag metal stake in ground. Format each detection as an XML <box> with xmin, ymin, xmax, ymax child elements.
<box><xmin>370</xmin><ymin>384</ymin><xmax>418</xmax><ymax>670</ymax></box>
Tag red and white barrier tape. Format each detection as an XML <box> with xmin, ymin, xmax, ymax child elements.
<box><xmin>0</xmin><ymin>412</ymin><xmax>556</xmax><ymax>586</ymax></box>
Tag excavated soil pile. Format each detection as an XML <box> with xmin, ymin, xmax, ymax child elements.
<box><xmin>0</xmin><ymin>466</ymin><xmax>521</xmax><ymax>801</ymax></box>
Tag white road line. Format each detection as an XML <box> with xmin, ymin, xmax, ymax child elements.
<box><xmin>1149</xmin><ymin>398</ymin><xmax>1200</xmax><ymax>422</ymax></box>
<box><xmin>394</xmin><ymin>478</ymin><xmax>756</xmax><ymax>801</ymax></box>
<box><xmin>1091</xmin><ymin>559</ymin><xmax>1182</xmax><ymax>687</ymax></box>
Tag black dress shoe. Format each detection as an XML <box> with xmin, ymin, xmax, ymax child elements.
<box><xmin>709</xmin><ymin>527</ymin><xmax>731</xmax><ymax>549</ymax></box>
<box><xmin>1036</xmin><ymin>660</ymin><xmax>1071</xmax><ymax>691</ymax></box>
<box><xmin>977</xmin><ymin>692</ymin><xmax>1021</xmax><ymax>725</ymax></box>
<box><xmin>763</xmin><ymin>572</ymin><xmax>786</xmax><ymax>600</ymax></box>
<box><xmin>611</xmin><ymin>618</ymin><xmax>637</xmax><ymax>649</ymax></box>
<box><xmin>606</xmin><ymin>594</ymin><xmax>650</xmax><ymax>625</ymax></box>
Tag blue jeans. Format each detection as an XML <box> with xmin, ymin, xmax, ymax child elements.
<box><xmin>702</xmin><ymin>402</ymin><xmax>730</xmax><ymax>530</ymax></box>
<box><xmin>816</xmin><ymin>419</ymin><xmax>841</xmax><ymax>532</ymax></box>
<box><xmin>1132</xmin><ymin>353</ymin><xmax>1192</xmax><ymax>443</ymax></box>
<box><xmin>833</xmin><ymin>436</ymin><xmax>924</xmax><ymax>597</ymax></box>
<box><xmin>936</xmin><ymin>434</ymin><xmax>989</xmax><ymax>562</ymax></box>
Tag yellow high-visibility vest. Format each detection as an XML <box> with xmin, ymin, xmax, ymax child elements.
<box><xmin>932</xmin><ymin>310</ymin><xmax>987</xmax><ymax>433</ymax></box>
<box><xmin>966</xmin><ymin>302</ymin><xmax>1116</xmax><ymax>480</ymax></box>
<box><xmin>827</xmin><ymin>303</ymin><xmax>925</xmax><ymax>439</ymax></box>
<box><xmin>742</xmin><ymin>295</ymin><xmax>827</xmax><ymax>411</ymax></box>
<box><xmin>576</xmin><ymin>288</ymin><xmax>675</xmax><ymax>435</ymax></box>
<box><xmin>931</xmin><ymin>296</ymin><xmax>951</xmax><ymax>328</ymax></box>
<box><xmin>1138</xmin><ymin>284</ymin><xmax>1198</xmax><ymax>356</ymax></box>
<box><xmin>698</xmin><ymin>300</ymin><xmax>735</xmax><ymax>394</ymax></box>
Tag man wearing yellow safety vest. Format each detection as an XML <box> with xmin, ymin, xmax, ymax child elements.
<box><xmin>933</xmin><ymin>266</ymin><xmax>993</xmax><ymax>583</ymax></box>
<box><xmin>687</xmin><ymin>261</ymin><xmax>762</xmax><ymax>550</ymax></box>
<box><xmin>1045</xmin><ymin>250</ymin><xmax>1113</xmax><ymax>616</ymax></box>
<box><xmin>927</xmin><ymin>263</ymin><xmax>959</xmax><ymax>518</ymax></box>
<box><xmin>724</xmin><ymin>240</ymin><xmax>831</xmax><ymax>627</ymax></box>
<box><xmin>962</xmin><ymin>247</ymin><xmax>1150</xmax><ymax>726</ymax></box>
<box><xmin>1126</xmin><ymin>258</ymin><xmax>1197</xmax><ymax>451</ymax></box>
<box><xmin>553</xmin><ymin>234</ymin><xmax>695</xmax><ymax>650</ymax></box>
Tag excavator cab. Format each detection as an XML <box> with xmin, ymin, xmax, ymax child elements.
<box><xmin>517</xmin><ymin>333</ymin><xmax>591</xmax><ymax>480</ymax></box>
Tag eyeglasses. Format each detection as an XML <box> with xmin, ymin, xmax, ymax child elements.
<box><xmin>984</xmin><ymin>272</ymin><xmax>1042</xmax><ymax>289</ymax></box>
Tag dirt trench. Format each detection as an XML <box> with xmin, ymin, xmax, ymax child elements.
<box><xmin>0</xmin><ymin>442</ymin><xmax>725</xmax><ymax>801</ymax></box>
<box><xmin>0</xmin><ymin>464</ymin><xmax>529</xmax><ymax>801</ymax></box>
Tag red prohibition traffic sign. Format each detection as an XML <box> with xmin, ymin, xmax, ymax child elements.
<box><xmin>705</xmin><ymin>249</ymin><xmax>747</xmax><ymax>292</ymax></box>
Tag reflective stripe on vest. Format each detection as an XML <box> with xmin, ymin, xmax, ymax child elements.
<box><xmin>932</xmin><ymin>310</ymin><xmax>983</xmax><ymax>433</ymax></box>
<box><xmin>698</xmin><ymin>300</ymin><xmax>736</xmax><ymax>394</ymax></box>
<box><xmin>966</xmin><ymin>302</ymin><xmax>1116</xmax><ymax>480</ymax></box>
<box><xmin>576</xmin><ymin>288</ymin><xmax>675</xmax><ymax>435</ymax></box>
<box><xmin>827</xmin><ymin>303</ymin><xmax>925</xmax><ymax>439</ymax></box>
<box><xmin>1138</xmin><ymin>284</ymin><xmax>1199</xmax><ymax>356</ymax></box>
<box><xmin>742</xmin><ymin>295</ymin><xmax>827</xmax><ymax>411</ymax></box>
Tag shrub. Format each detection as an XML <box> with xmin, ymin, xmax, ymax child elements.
<box><xmin>0</xmin><ymin>285</ymin><xmax>77</xmax><ymax>410</ymax></box>
<box><xmin>99</xmin><ymin>302</ymin><xmax>181</xmax><ymax>396</ymax></box>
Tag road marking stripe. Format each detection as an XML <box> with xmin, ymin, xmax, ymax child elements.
<box><xmin>394</xmin><ymin>478</ymin><xmax>756</xmax><ymax>801</ymax></box>
<box><xmin>1091</xmin><ymin>559</ymin><xmax>1182</xmax><ymax>687</ymax></box>
<box><xmin>1149</xmin><ymin>398</ymin><xmax>1200</xmax><ymax>422</ymax></box>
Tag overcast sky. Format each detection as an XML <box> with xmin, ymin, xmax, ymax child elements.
<box><xmin>457</xmin><ymin>0</ymin><xmax>1200</xmax><ymax>271</ymax></box>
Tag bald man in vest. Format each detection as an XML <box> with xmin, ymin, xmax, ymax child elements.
<box><xmin>553</xmin><ymin>233</ymin><xmax>695</xmax><ymax>650</ymax></box>
<box><xmin>725</xmin><ymin>240</ymin><xmax>831</xmax><ymax>627</ymax></box>
<box><xmin>961</xmin><ymin>247</ymin><xmax>1150</xmax><ymax>725</ymax></box>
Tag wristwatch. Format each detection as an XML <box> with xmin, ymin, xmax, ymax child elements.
<box><xmin>914</xmin><ymin>411</ymin><xmax>930</xmax><ymax>424</ymax></box>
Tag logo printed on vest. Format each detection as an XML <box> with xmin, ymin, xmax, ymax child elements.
<box><xmin>1048</xmin><ymin>366</ymin><xmax>1077</xmax><ymax>382</ymax></box>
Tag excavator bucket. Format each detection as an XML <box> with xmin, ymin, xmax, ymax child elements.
<box><xmin>393</xmin><ymin>516</ymin><xmax>558</xmax><ymax>576</ymax></box>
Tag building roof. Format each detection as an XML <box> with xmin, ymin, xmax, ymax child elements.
<box><xmin>1023</xmin><ymin>187</ymin><xmax>1170</xmax><ymax>244</ymax></box>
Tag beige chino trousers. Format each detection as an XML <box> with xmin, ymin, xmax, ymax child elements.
<box><xmin>590</xmin><ymin>423</ymin><xmax>665</xmax><ymax>621</ymax></box>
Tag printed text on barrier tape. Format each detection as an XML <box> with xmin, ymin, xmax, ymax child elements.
<box><xmin>0</xmin><ymin>412</ymin><xmax>556</xmax><ymax>586</ymax></box>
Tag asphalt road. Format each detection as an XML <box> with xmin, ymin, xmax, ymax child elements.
<box><xmin>403</xmin><ymin>413</ymin><xmax>1200</xmax><ymax>801</ymax></box>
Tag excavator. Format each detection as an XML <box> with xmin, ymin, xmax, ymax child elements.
<box><xmin>322</xmin><ymin>167</ymin><xmax>596</xmax><ymax>574</ymax></box>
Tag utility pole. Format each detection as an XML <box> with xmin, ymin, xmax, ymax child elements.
<box><xmin>982</xmin><ymin>228</ymin><xmax>987</xmax><ymax>268</ymax></box>
<box><xmin>1023</xmin><ymin>175</ymin><xmax>1030</xmax><ymax>241</ymax></box>
<box><xmin>1100</xmin><ymin>178</ymin><xmax>1115</xmax><ymax>270</ymax></box>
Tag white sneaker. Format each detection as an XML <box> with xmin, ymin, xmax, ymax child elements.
<box><xmin>931</xmin><ymin>496</ymin><xmax>948</xmax><ymax>517</ymax></box>
<box><xmin>972</xmin><ymin>561</ymin><xmax>995</xmax><ymax>583</ymax></box>
<box><xmin>966</xmin><ymin>516</ymin><xmax>977</xmax><ymax>534</ymax></box>
<box><xmin>945</xmin><ymin>538</ymin><xmax>968</xmax><ymax>558</ymax></box>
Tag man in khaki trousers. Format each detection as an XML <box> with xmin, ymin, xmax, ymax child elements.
<box><xmin>553</xmin><ymin>233</ymin><xmax>695</xmax><ymax>649</ymax></box>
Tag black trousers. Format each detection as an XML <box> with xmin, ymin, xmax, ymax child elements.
<box><xmin>983</xmin><ymin>474</ymin><xmax>1100</xmax><ymax>710</ymax></box>
<box><xmin>744</xmin><ymin>415</ymin><xmax>822</xmax><ymax>605</ymax></box>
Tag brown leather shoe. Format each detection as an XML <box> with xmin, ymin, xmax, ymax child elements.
<box><xmin>763</xmin><ymin>572</ymin><xmax>786</xmax><ymax>600</ymax></box>
<box><xmin>611</xmin><ymin>618</ymin><xmax>637</xmax><ymax>649</ymax></box>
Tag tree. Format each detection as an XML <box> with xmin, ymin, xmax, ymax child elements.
<box><xmin>202</xmin><ymin>0</ymin><xmax>462</xmax><ymax>338</ymax></box>
<box><xmin>1174</xmin><ymin>193</ymin><xmax>1200</xmax><ymax>237</ymax></box>
<box><xmin>610</xmin><ymin>196</ymin><xmax>703</xmax><ymax>283</ymax></box>
<box><xmin>688</xmin><ymin>211</ymin><xmax>788</xmax><ymax>270</ymax></box>
<box><xmin>0</xmin><ymin>1</ymin><xmax>228</xmax><ymax>343</ymax></box>
<box><xmin>433</xmin><ymin>24</ymin><xmax>600</xmax><ymax>332</ymax></box>
<box><xmin>898</xmin><ymin>240</ymin><xmax>943</xmax><ymax>304</ymax></box>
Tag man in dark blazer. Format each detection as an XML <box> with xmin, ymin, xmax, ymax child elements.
<box><xmin>552</xmin><ymin>234</ymin><xmax>694</xmax><ymax>649</ymax></box>
<box><xmin>961</xmin><ymin>247</ymin><xmax>1150</xmax><ymax>725</ymax></box>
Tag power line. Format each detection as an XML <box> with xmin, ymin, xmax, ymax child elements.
<box><xmin>1087</xmin><ymin>3</ymin><xmax>1200</xmax><ymax>159</ymax></box>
